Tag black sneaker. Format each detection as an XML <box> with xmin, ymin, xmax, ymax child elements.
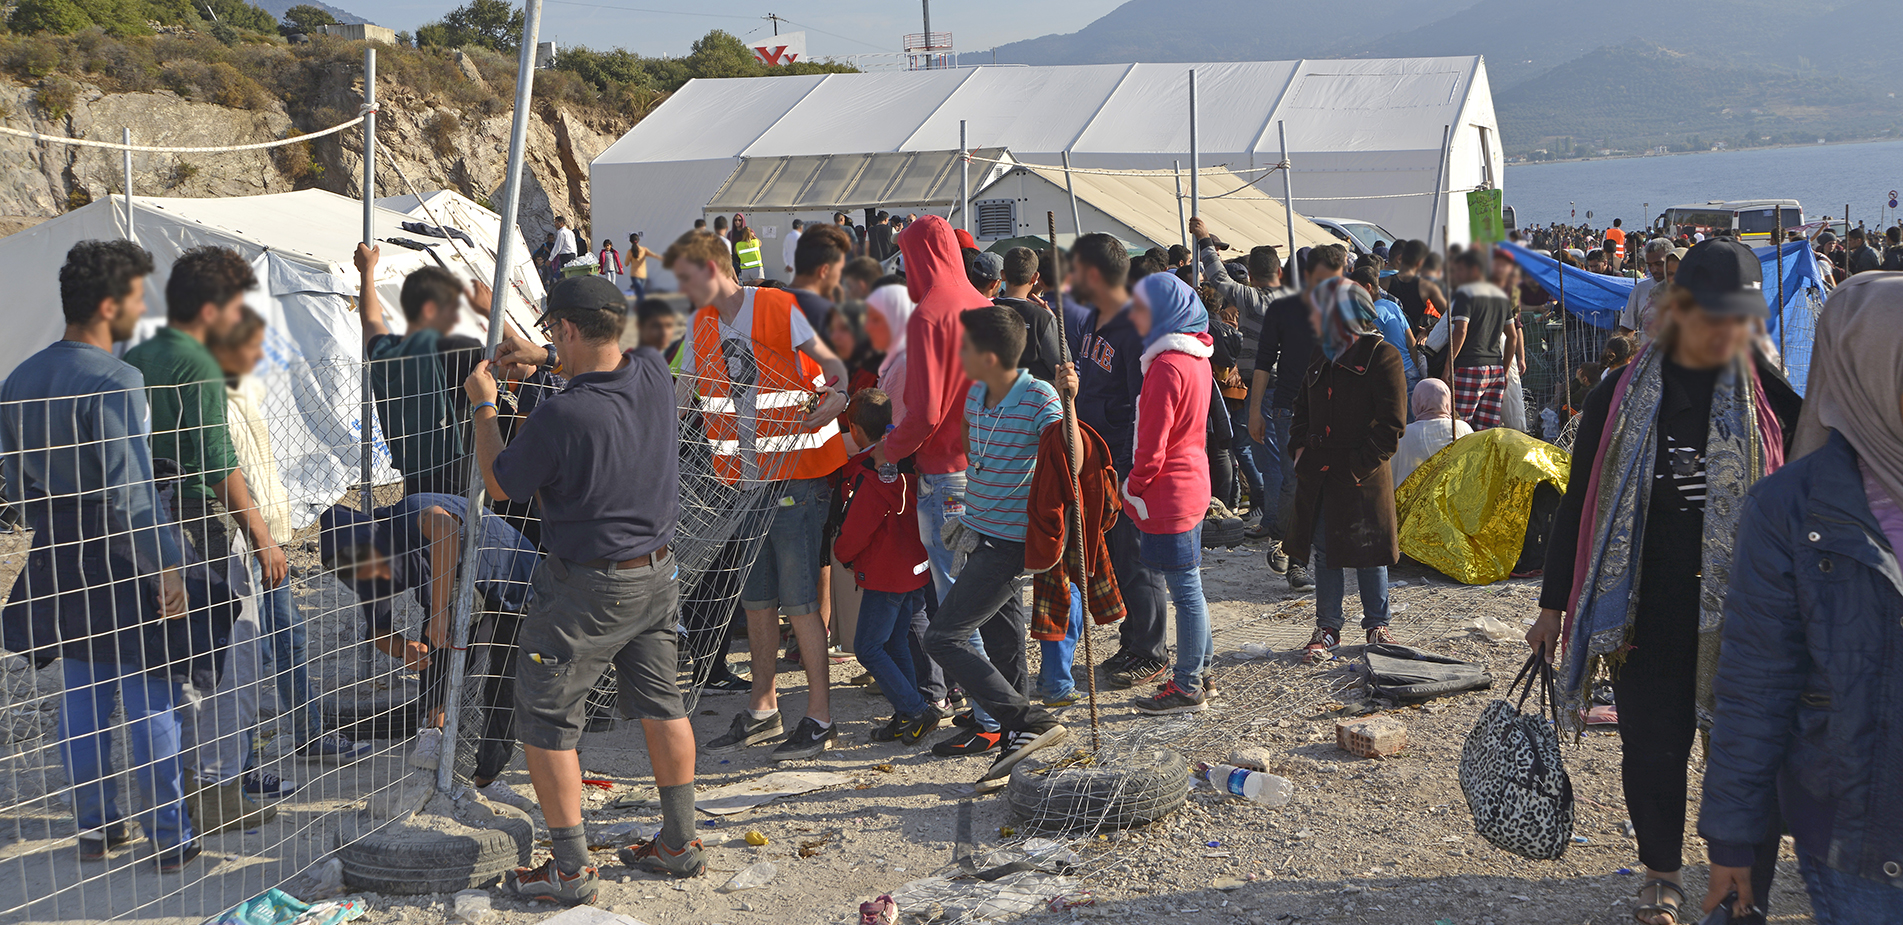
<box><xmin>1108</xmin><ymin>656</ymin><xmax>1168</xmax><ymax>689</ymax></box>
<box><xmin>154</xmin><ymin>841</ymin><xmax>202</xmax><ymax>873</ymax></box>
<box><xmin>870</xmin><ymin>715</ymin><xmax>906</xmax><ymax>743</ymax></box>
<box><xmin>1096</xmin><ymin>650</ymin><xmax>1135</xmax><ymax>677</ymax></box>
<box><xmin>78</xmin><ymin>823</ymin><xmax>137</xmax><ymax>861</ymax></box>
<box><xmin>930</xmin><ymin>728</ymin><xmax>1001</xmax><ymax>757</ymax></box>
<box><xmin>701</xmin><ymin>672</ymin><xmax>750</xmax><ymax>695</ymax></box>
<box><xmin>1132</xmin><ymin>680</ymin><xmax>1208</xmax><ymax>715</ymax></box>
<box><xmin>951</xmin><ymin>710</ymin><xmax>977</xmax><ymax>729</ymax></box>
<box><xmin>893</xmin><ymin>710</ymin><xmax>941</xmax><ymax>745</ymax></box>
<box><xmin>704</xmin><ymin>711</ymin><xmax>783</xmax><ymax>754</ymax></box>
<box><xmin>1287</xmin><ymin>562</ymin><xmax>1316</xmax><ymax>591</ymax></box>
<box><xmin>242</xmin><ymin>769</ymin><xmax>296</xmax><ymax>799</ymax></box>
<box><xmin>771</xmin><ymin>717</ymin><xmax>837</xmax><ymax>760</ymax></box>
<box><xmin>1265</xmin><ymin>544</ymin><xmax>1289</xmax><ymax>573</ymax></box>
<box><xmin>974</xmin><ymin>723</ymin><xmax>1069</xmax><ymax>792</ymax></box>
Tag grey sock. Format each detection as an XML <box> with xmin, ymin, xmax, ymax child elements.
<box><xmin>549</xmin><ymin>823</ymin><xmax>589</xmax><ymax>876</ymax></box>
<box><xmin>659</xmin><ymin>783</ymin><xmax>696</xmax><ymax>849</ymax></box>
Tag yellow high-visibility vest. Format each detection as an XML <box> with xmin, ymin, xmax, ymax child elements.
<box><xmin>736</xmin><ymin>238</ymin><xmax>764</xmax><ymax>270</ymax></box>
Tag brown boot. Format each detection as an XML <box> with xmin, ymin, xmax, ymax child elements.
<box><xmin>185</xmin><ymin>771</ymin><xmax>276</xmax><ymax>834</ymax></box>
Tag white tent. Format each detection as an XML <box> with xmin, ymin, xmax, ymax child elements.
<box><xmin>972</xmin><ymin>164</ymin><xmax>1341</xmax><ymax>254</ymax></box>
<box><xmin>702</xmin><ymin>148</ymin><xmax>1013</xmax><ymax>254</ymax></box>
<box><xmin>592</xmin><ymin>57</ymin><xmax>1500</xmax><ymax>280</ymax></box>
<box><xmin>0</xmin><ymin>189</ymin><xmax>545</xmax><ymax>528</ymax></box>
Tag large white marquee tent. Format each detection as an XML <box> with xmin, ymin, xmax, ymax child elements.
<box><xmin>592</xmin><ymin>56</ymin><xmax>1500</xmax><ymax>274</ymax></box>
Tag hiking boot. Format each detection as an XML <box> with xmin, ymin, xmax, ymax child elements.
<box><xmin>506</xmin><ymin>858</ymin><xmax>600</xmax><ymax>905</ymax></box>
<box><xmin>1304</xmin><ymin>627</ymin><xmax>1341</xmax><ymax>664</ymax></box>
<box><xmin>406</xmin><ymin>727</ymin><xmax>443</xmax><ymax>770</ymax></box>
<box><xmin>1287</xmin><ymin>562</ymin><xmax>1315</xmax><ymax>591</ymax></box>
<box><xmin>78</xmin><ymin>823</ymin><xmax>137</xmax><ymax>861</ymax></box>
<box><xmin>618</xmin><ymin>837</ymin><xmax>707</xmax><ymax>879</ymax></box>
<box><xmin>1132</xmin><ymin>680</ymin><xmax>1208</xmax><ymax>715</ymax></box>
<box><xmin>1107</xmin><ymin>655</ymin><xmax>1168</xmax><ymax>689</ymax></box>
<box><xmin>1265</xmin><ymin>544</ymin><xmax>1289</xmax><ymax>573</ymax></box>
<box><xmin>931</xmin><ymin>728</ymin><xmax>1001</xmax><ymax>758</ymax></box>
<box><xmin>892</xmin><ymin>710</ymin><xmax>941</xmax><ymax>745</ymax></box>
<box><xmin>704</xmin><ymin>711</ymin><xmax>783</xmax><ymax>754</ymax></box>
<box><xmin>974</xmin><ymin>723</ymin><xmax>1069</xmax><ymax>793</ymax></box>
<box><xmin>153</xmin><ymin>841</ymin><xmax>202</xmax><ymax>873</ymax></box>
<box><xmin>186</xmin><ymin>773</ymin><xmax>275</xmax><ymax>834</ymax></box>
<box><xmin>242</xmin><ymin>769</ymin><xmax>296</xmax><ymax>799</ymax></box>
<box><xmin>297</xmin><ymin>731</ymin><xmax>372</xmax><ymax>763</ymax></box>
<box><xmin>1366</xmin><ymin>625</ymin><xmax>1396</xmax><ymax>647</ymax></box>
<box><xmin>771</xmin><ymin>717</ymin><xmax>837</xmax><ymax>760</ymax></box>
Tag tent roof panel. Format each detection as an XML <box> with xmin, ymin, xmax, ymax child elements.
<box><xmin>599</xmin><ymin>74</ymin><xmax>828</xmax><ymax>164</ymax></box>
<box><xmin>1004</xmin><ymin>165</ymin><xmax>1339</xmax><ymax>253</ymax></box>
<box><xmin>705</xmin><ymin>149</ymin><xmax>1008</xmax><ymax>213</ymax></box>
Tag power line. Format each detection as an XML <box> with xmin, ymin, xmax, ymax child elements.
<box><xmin>540</xmin><ymin>0</ymin><xmax>754</xmax><ymax>21</ymax></box>
<box><xmin>771</xmin><ymin>16</ymin><xmax>896</xmax><ymax>52</ymax></box>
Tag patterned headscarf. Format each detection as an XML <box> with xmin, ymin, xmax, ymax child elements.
<box><xmin>1312</xmin><ymin>276</ymin><xmax>1379</xmax><ymax>362</ymax></box>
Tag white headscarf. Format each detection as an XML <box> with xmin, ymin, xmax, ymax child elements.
<box><xmin>1792</xmin><ymin>273</ymin><xmax>1903</xmax><ymax>503</ymax></box>
<box><xmin>868</xmin><ymin>284</ymin><xmax>915</xmax><ymax>379</ymax></box>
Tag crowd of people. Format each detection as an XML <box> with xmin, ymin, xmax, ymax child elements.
<box><xmin>2</xmin><ymin>192</ymin><xmax>1899</xmax><ymax>923</ymax></box>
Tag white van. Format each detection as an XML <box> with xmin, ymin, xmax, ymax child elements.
<box><xmin>1310</xmin><ymin>217</ymin><xmax>1400</xmax><ymax>257</ymax></box>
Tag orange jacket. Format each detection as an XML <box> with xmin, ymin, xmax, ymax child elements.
<box><xmin>1024</xmin><ymin>419</ymin><xmax>1125</xmax><ymax>640</ymax></box>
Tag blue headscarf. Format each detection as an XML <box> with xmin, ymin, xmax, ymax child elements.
<box><xmin>1135</xmin><ymin>272</ymin><xmax>1208</xmax><ymax>349</ymax></box>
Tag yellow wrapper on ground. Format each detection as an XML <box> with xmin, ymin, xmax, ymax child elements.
<box><xmin>1394</xmin><ymin>428</ymin><xmax>1570</xmax><ymax>585</ymax></box>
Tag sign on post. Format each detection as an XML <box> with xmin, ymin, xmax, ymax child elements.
<box><xmin>1467</xmin><ymin>188</ymin><xmax>1504</xmax><ymax>244</ymax></box>
<box><xmin>752</xmin><ymin>32</ymin><xmax>806</xmax><ymax>66</ymax></box>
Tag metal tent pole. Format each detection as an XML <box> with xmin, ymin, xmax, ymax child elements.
<box><xmin>1426</xmin><ymin>125</ymin><xmax>1449</xmax><ymax>253</ymax></box>
<box><xmin>1775</xmin><ymin>204</ymin><xmax>1786</xmax><ymax>368</ymax></box>
<box><xmin>1279</xmin><ymin>121</ymin><xmax>1299</xmax><ymax>290</ymax></box>
<box><xmin>1174</xmin><ymin>159</ymin><xmax>1188</xmax><ymax>252</ymax></box>
<box><xmin>1061</xmin><ymin>150</ymin><xmax>1082</xmax><ymax>239</ymax></box>
<box><xmin>122</xmin><ymin>128</ymin><xmax>133</xmax><ymax>240</ymax></box>
<box><xmin>438</xmin><ymin>0</ymin><xmax>545</xmax><ymax>793</ymax></box>
<box><xmin>1188</xmin><ymin>69</ymin><xmax>1199</xmax><ymax>286</ymax></box>
<box><xmin>959</xmin><ymin>119</ymin><xmax>969</xmax><ymax>235</ymax></box>
<box><xmin>359</xmin><ymin>46</ymin><xmax>377</xmax><ymax>513</ymax></box>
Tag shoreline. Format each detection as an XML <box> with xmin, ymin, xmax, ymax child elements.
<box><xmin>1508</xmin><ymin>134</ymin><xmax>1901</xmax><ymax>168</ymax></box>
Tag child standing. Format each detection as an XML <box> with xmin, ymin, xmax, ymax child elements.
<box><xmin>925</xmin><ymin>306</ymin><xmax>1070</xmax><ymax>793</ymax></box>
<box><xmin>834</xmin><ymin>390</ymin><xmax>940</xmax><ymax>745</ymax></box>
<box><xmin>1119</xmin><ymin>274</ymin><xmax>1216</xmax><ymax>714</ymax></box>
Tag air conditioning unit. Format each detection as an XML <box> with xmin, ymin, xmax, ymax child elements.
<box><xmin>975</xmin><ymin>199</ymin><xmax>1016</xmax><ymax>239</ymax></box>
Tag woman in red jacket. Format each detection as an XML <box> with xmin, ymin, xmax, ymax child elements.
<box><xmin>1122</xmin><ymin>273</ymin><xmax>1217</xmax><ymax>716</ymax></box>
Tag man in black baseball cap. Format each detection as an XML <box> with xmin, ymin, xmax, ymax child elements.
<box><xmin>535</xmin><ymin>274</ymin><xmax>628</xmax><ymax>334</ymax></box>
<box><xmin>1673</xmin><ymin>238</ymin><xmax>1768</xmax><ymax>318</ymax></box>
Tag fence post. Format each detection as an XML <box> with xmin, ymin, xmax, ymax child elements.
<box><xmin>438</xmin><ymin>0</ymin><xmax>546</xmax><ymax>793</ymax></box>
<box><xmin>122</xmin><ymin>128</ymin><xmax>133</xmax><ymax>240</ymax></box>
<box><xmin>359</xmin><ymin>46</ymin><xmax>377</xmax><ymax>513</ymax></box>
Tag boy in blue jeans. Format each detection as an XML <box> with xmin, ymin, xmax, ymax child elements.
<box><xmin>834</xmin><ymin>390</ymin><xmax>941</xmax><ymax>745</ymax></box>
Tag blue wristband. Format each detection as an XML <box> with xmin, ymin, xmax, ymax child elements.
<box><xmin>473</xmin><ymin>401</ymin><xmax>496</xmax><ymax>414</ymax></box>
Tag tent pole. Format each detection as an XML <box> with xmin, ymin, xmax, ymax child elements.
<box><xmin>1062</xmin><ymin>150</ymin><xmax>1082</xmax><ymax>239</ymax></box>
<box><xmin>438</xmin><ymin>0</ymin><xmax>545</xmax><ymax>795</ymax></box>
<box><xmin>359</xmin><ymin>46</ymin><xmax>377</xmax><ymax>513</ymax></box>
<box><xmin>1174</xmin><ymin>159</ymin><xmax>1188</xmax><ymax>254</ymax></box>
<box><xmin>122</xmin><ymin>128</ymin><xmax>133</xmax><ymax>241</ymax></box>
<box><xmin>1426</xmin><ymin>124</ymin><xmax>1449</xmax><ymax>253</ymax></box>
<box><xmin>1279</xmin><ymin>121</ymin><xmax>1299</xmax><ymax>291</ymax></box>
<box><xmin>1189</xmin><ymin>68</ymin><xmax>1199</xmax><ymax>286</ymax></box>
<box><xmin>959</xmin><ymin>119</ymin><xmax>969</xmax><ymax>236</ymax></box>
<box><xmin>1775</xmin><ymin>204</ymin><xmax>1785</xmax><ymax>369</ymax></box>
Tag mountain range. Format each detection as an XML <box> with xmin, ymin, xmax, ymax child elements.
<box><xmin>990</xmin><ymin>0</ymin><xmax>1903</xmax><ymax>154</ymax></box>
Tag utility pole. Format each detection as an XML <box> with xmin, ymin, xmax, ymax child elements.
<box><xmin>922</xmin><ymin>0</ymin><xmax>931</xmax><ymax>69</ymax></box>
<box><xmin>763</xmin><ymin>12</ymin><xmax>782</xmax><ymax>35</ymax></box>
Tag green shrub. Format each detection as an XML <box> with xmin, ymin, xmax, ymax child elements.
<box><xmin>37</xmin><ymin>75</ymin><xmax>79</xmax><ymax>120</ymax></box>
<box><xmin>8</xmin><ymin>0</ymin><xmax>95</xmax><ymax>36</ymax></box>
<box><xmin>424</xmin><ymin>110</ymin><xmax>461</xmax><ymax>156</ymax></box>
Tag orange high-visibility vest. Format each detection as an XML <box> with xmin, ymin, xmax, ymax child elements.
<box><xmin>691</xmin><ymin>288</ymin><xmax>847</xmax><ymax>484</ymax></box>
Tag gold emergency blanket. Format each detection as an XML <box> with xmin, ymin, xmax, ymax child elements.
<box><xmin>1394</xmin><ymin>428</ymin><xmax>1570</xmax><ymax>585</ymax></box>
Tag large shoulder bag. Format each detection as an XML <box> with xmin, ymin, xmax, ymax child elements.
<box><xmin>1458</xmin><ymin>652</ymin><xmax>1575</xmax><ymax>859</ymax></box>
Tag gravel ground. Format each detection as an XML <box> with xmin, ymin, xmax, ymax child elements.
<box><xmin>0</xmin><ymin>522</ymin><xmax>1817</xmax><ymax>925</ymax></box>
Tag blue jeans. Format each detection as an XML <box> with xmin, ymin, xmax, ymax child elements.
<box><xmin>854</xmin><ymin>588</ymin><xmax>930</xmax><ymax>717</ymax></box>
<box><xmin>1037</xmin><ymin>584</ymin><xmax>1084</xmax><ymax>700</ymax></box>
<box><xmin>257</xmin><ymin>577</ymin><xmax>319</xmax><ymax>747</ymax></box>
<box><xmin>741</xmin><ymin>477</ymin><xmax>830</xmax><ymax>616</ymax></box>
<box><xmin>1311</xmin><ymin>514</ymin><xmax>1390</xmax><ymax>632</ymax></box>
<box><xmin>629</xmin><ymin>277</ymin><xmax>647</xmax><ymax>302</ymax></box>
<box><xmin>1227</xmin><ymin>401</ymin><xmax>1266</xmax><ymax>503</ymax></box>
<box><xmin>1801</xmin><ymin>851</ymin><xmax>1903</xmax><ymax>924</ymax></box>
<box><xmin>917</xmin><ymin>472</ymin><xmax>995</xmax><ymax>730</ymax></box>
<box><xmin>1138</xmin><ymin>523</ymin><xmax>1212</xmax><ymax>691</ymax></box>
<box><xmin>1259</xmin><ymin>407</ymin><xmax>1296</xmax><ymax>541</ymax></box>
<box><xmin>59</xmin><ymin>660</ymin><xmax>193</xmax><ymax>851</ymax></box>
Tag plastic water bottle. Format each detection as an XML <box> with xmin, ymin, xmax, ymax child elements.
<box><xmin>1204</xmin><ymin>764</ymin><xmax>1293</xmax><ymax>807</ymax></box>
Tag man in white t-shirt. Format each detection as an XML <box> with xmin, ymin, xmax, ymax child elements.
<box><xmin>782</xmin><ymin>219</ymin><xmax>803</xmax><ymax>279</ymax></box>
<box><xmin>1620</xmin><ymin>237</ymin><xmax>1675</xmax><ymax>343</ymax></box>
<box><xmin>551</xmin><ymin>216</ymin><xmax>578</xmax><ymax>271</ymax></box>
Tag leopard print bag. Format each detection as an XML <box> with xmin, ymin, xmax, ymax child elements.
<box><xmin>1458</xmin><ymin>652</ymin><xmax>1575</xmax><ymax>860</ymax></box>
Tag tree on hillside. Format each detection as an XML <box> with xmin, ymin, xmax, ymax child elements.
<box><xmin>6</xmin><ymin>0</ymin><xmax>95</xmax><ymax>34</ymax></box>
<box><xmin>278</xmin><ymin>3</ymin><xmax>335</xmax><ymax>35</ymax></box>
<box><xmin>200</xmin><ymin>0</ymin><xmax>277</xmax><ymax>33</ymax></box>
<box><xmin>553</xmin><ymin>29</ymin><xmax>858</xmax><ymax>96</ymax></box>
<box><xmin>415</xmin><ymin>0</ymin><xmax>522</xmax><ymax>52</ymax></box>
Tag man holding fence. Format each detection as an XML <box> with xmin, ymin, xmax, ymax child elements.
<box><xmin>467</xmin><ymin>275</ymin><xmax>701</xmax><ymax>904</ymax></box>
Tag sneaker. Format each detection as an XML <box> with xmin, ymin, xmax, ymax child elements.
<box><xmin>1366</xmin><ymin>625</ymin><xmax>1396</xmax><ymax>647</ymax></box>
<box><xmin>477</xmin><ymin>779</ymin><xmax>538</xmax><ymax>812</ymax></box>
<box><xmin>506</xmin><ymin>857</ymin><xmax>600</xmax><ymax>905</ymax></box>
<box><xmin>154</xmin><ymin>841</ymin><xmax>202</xmax><ymax>873</ymax></box>
<box><xmin>771</xmin><ymin>717</ymin><xmax>837</xmax><ymax>760</ymax></box>
<box><xmin>1132</xmin><ymin>680</ymin><xmax>1208</xmax><ymax>715</ymax></box>
<box><xmin>931</xmin><ymin>728</ymin><xmax>1001</xmax><ymax>757</ymax></box>
<box><xmin>618</xmin><ymin>837</ymin><xmax>707</xmax><ymax>878</ymax></box>
<box><xmin>974</xmin><ymin>723</ymin><xmax>1069</xmax><ymax>791</ymax></box>
<box><xmin>704</xmin><ymin>711</ymin><xmax>783</xmax><ymax>754</ymax></box>
<box><xmin>1245</xmin><ymin>515</ymin><xmax>1278</xmax><ymax>541</ymax></box>
<box><xmin>406</xmin><ymin>728</ymin><xmax>443</xmax><ymax>770</ymax></box>
<box><xmin>1304</xmin><ymin>626</ymin><xmax>1341</xmax><ymax>663</ymax></box>
<box><xmin>1202</xmin><ymin>672</ymin><xmax>1221</xmax><ymax>700</ymax></box>
<box><xmin>242</xmin><ymin>769</ymin><xmax>296</xmax><ymax>799</ymax></box>
<box><xmin>78</xmin><ymin>823</ymin><xmax>137</xmax><ymax>861</ymax></box>
<box><xmin>1096</xmin><ymin>650</ymin><xmax>1134</xmax><ymax>677</ymax></box>
<box><xmin>1265</xmin><ymin>544</ymin><xmax>1289</xmax><ymax>573</ymax></box>
<box><xmin>931</xmin><ymin>699</ymin><xmax>957</xmax><ymax>719</ymax></box>
<box><xmin>1287</xmin><ymin>562</ymin><xmax>1316</xmax><ymax>591</ymax></box>
<box><xmin>870</xmin><ymin>714</ymin><xmax>906</xmax><ymax>743</ymax></box>
<box><xmin>1108</xmin><ymin>656</ymin><xmax>1169</xmax><ymax>689</ymax></box>
<box><xmin>297</xmin><ymin>731</ymin><xmax>372</xmax><ymax>763</ymax></box>
<box><xmin>892</xmin><ymin>710</ymin><xmax>941</xmax><ymax>745</ymax></box>
<box><xmin>1042</xmin><ymin>689</ymin><xmax>1084</xmax><ymax>708</ymax></box>
<box><xmin>950</xmin><ymin>710</ymin><xmax>977</xmax><ymax>729</ymax></box>
<box><xmin>848</xmin><ymin>671</ymin><xmax>876</xmax><ymax>686</ymax></box>
<box><xmin>701</xmin><ymin>672</ymin><xmax>751</xmax><ymax>695</ymax></box>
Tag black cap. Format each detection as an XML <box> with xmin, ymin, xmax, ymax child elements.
<box><xmin>537</xmin><ymin>275</ymin><xmax>627</xmax><ymax>327</ymax></box>
<box><xmin>1674</xmin><ymin>239</ymin><xmax>1767</xmax><ymax>318</ymax></box>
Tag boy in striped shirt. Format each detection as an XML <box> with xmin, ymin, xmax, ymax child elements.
<box><xmin>925</xmin><ymin>305</ymin><xmax>1070</xmax><ymax>793</ymax></box>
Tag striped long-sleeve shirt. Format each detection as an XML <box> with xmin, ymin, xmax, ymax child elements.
<box><xmin>962</xmin><ymin>371</ymin><xmax>1062</xmax><ymax>543</ymax></box>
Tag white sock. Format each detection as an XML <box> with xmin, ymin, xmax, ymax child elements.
<box><xmin>748</xmin><ymin>708</ymin><xmax>777</xmax><ymax>721</ymax></box>
<box><xmin>808</xmin><ymin>718</ymin><xmax>833</xmax><ymax>730</ymax></box>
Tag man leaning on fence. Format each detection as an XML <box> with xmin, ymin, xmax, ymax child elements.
<box><xmin>467</xmin><ymin>275</ymin><xmax>701</xmax><ymax>905</ymax></box>
<box><xmin>0</xmin><ymin>240</ymin><xmax>201</xmax><ymax>871</ymax></box>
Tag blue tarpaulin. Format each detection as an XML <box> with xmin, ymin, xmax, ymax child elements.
<box><xmin>1500</xmin><ymin>241</ymin><xmax>1824</xmax><ymax>394</ymax></box>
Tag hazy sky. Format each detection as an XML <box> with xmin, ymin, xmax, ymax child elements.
<box><xmin>354</xmin><ymin>0</ymin><xmax>1126</xmax><ymax>60</ymax></box>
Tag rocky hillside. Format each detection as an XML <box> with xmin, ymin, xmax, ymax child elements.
<box><xmin>0</xmin><ymin>38</ymin><xmax>637</xmax><ymax>240</ymax></box>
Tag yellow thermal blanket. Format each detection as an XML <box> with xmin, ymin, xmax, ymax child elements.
<box><xmin>1394</xmin><ymin>428</ymin><xmax>1570</xmax><ymax>585</ymax></box>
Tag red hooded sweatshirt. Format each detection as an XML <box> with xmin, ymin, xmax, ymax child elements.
<box><xmin>881</xmin><ymin>216</ymin><xmax>983</xmax><ymax>475</ymax></box>
<box><xmin>833</xmin><ymin>448</ymin><xmax>931</xmax><ymax>593</ymax></box>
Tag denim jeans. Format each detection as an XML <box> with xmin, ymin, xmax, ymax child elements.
<box><xmin>1138</xmin><ymin>523</ymin><xmax>1212</xmax><ymax>691</ymax></box>
<box><xmin>181</xmin><ymin>534</ymin><xmax>263</xmax><ymax>784</ymax></box>
<box><xmin>1227</xmin><ymin>398</ymin><xmax>1266</xmax><ymax>503</ymax></box>
<box><xmin>1311</xmin><ymin>513</ymin><xmax>1390</xmax><ymax>631</ymax></box>
<box><xmin>1037</xmin><ymin>584</ymin><xmax>1084</xmax><ymax>700</ymax></box>
<box><xmin>854</xmin><ymin>588</ymin><xmax>930</xmax><ymax>717</ymax></box>
<box><xmin>1260</xmin><ymin>407</ymin><xmax>1298</xmax><ymax>540</ymax></box>
<box><xmin>1801</xmin><ymin>851</ymin><xmax>1903</xmax><ymax>924</ymax></box>
<box><xmin>59</xmin><ymin>660</ymin><xmax>194</xmax><ymax>850</ymax></box>
<box><xmin>257</xmin><ymin>568</ymin><xmax>320</xmax><ymax>747</ymax></box>
<box><xmin>1108</xmin><ymin>516</ymin><xmax>1169</xmax><ymax>662</ymax></box>
<box><xmin>924</xmin><ymin>532</ymin><xmax>1050</xmax><ymax>734</ymax></box>
<box><xmin>741</xmin><ymin>477</ymin><xmax>830</xmax><ymax>616</ymax></box>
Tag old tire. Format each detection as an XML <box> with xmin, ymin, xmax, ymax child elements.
<box><xmin>338</xmin><ymin>814</ymin><xmax>532</xmax><ymax>894</ymax></box>
<box><xmin>1006</xmin><ymin>747</ymin><xmax>1190</xmax><ymax>832</ymax></box>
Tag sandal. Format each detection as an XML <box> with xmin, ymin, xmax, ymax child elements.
<box><xmin>1634</xmin><ymin>878</ymin><xmax>1685</xmax><ymax>925</ymax></box>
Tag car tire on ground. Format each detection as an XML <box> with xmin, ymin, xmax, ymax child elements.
<box><xmin>338</xmin><ymin>811</ymin><xmax>532</xmax><ymax>894</ymax></box>
<box><xmin>1006</xmin><ymin>747</ymin><xmax>1190</xmax><ymax>832</ymax></box>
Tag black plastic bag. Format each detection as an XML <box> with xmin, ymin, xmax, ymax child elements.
<box><xmin>1358</xmin><ymin>642</ymin><xmax>1494</xmax><ymax>703</ymax></box>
